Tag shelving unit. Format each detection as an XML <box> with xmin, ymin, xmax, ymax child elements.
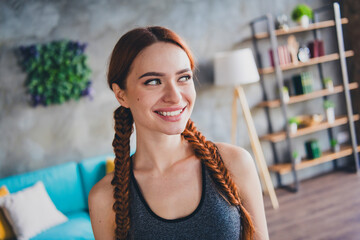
<box><xmin>269</xmin><ymin>145</ymin><xmax>360</xmax><ymax>174</ymax></box>
<box><xmin>259</xmin><ymin>50</ymin><xmax>354</xmax><ymax>74</ymax></box>
<box><xmin>254</xmin><ymin>18</ymin><xmax>349</xmax><ymax>39</ymax></box>
<box><xmin>250</xmin><ymin>3</ymin><xmax>359</xmax><ymax>192</ymax></box>
<box><xmin>258</xmin><ymin>82</ymin><xmax>358</xmax><ymax>108</ymax></box>
<box><xmin>261</xmin><ymin>114</ymin><xmax>359</xmax><ymax>142</ymax></box>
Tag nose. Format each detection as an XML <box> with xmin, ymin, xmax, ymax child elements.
<box><xmin>162</xmin><ymin>82</ymin><xmax>182</xmax><ymax>104</ymax></box>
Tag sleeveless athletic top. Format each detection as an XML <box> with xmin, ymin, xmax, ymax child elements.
<box><xmin>129</xmin><ymin>162</ymin><xmax>241</xmax><ymax>239</ymax></box>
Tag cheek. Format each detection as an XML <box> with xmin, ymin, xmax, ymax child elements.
<box><xmin>192</xmin><ymin>88</ymin><xmax>196</xmax><ymax>101</ymax></box>
<box><xmin>186</xmin><ymin>86</ymin><xmax>196</xmax><ymax>102</ymax></box>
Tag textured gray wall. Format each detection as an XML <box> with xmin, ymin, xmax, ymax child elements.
<box><xmin>2</xmin><ymin>0</ymin><xmax>345</xmax><ymax>186</ymax></box>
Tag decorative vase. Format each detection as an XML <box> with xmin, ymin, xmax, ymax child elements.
<box><xmin>332</xmin><ymin>144</ymin><xmax>340</xmax><ymax>153</ymax></box>
<box><xmin>294</xmin><ymin>156</ymin><xmax>301</xmax><ymax>164</ymax></box>
<box><xmin>282</xmin><ymin>90</ymin><xmax>290</xmax><ymax>103</ymax></box>
<box><xmin>326</xmin><ymin>107</ymin><xmax>335</xmax><ymax>124</ymax></box>
<box><xmin>299</xmin><ymin>15</ymin><xmax>310</xmax><ymax>28</ymax></box>
<box><xmin>289</xmin><ymin>122</ymin><xmax>298</xmax><ymax>134</ymax></box>
<box><xmin>325</xmin><ymin>81</ymin><xmax>334</xmax><ymax>92</ymax></box>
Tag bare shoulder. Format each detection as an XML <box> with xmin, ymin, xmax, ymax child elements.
<box><xmin>215</xmin><ymin>142</ymin><xmax>255</xmax><ymax>177</ymax></box>
<box><xmin>214</xmin><ymin>142</ymin><xmax>259</xmax><ymax>199</ymax></box>
<box><xmin>88</xmin><ymin>173</ymin><xmax>116</xmax><ymax>240</ymax></box>
<box><xmin>89</xmin><ymin>172</ymin><xmax>114</xmax><ymax>205</ymax></box>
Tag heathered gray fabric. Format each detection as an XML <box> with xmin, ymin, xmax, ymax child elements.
<box><xmin>129</xmin><ymin>163</ymin><xmax>241</xmax><ymax>240</ymax></box>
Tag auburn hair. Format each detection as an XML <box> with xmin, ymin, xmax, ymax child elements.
<box><xmin>108</xmin><ymin>26</ymin><xmax>254</xmax><ymax>240</ymax></box>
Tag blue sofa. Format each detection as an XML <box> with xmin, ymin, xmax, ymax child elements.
<box><xmin>0</xmin><ymin>154</ymin><xmax>114</xmax><ymax>240</ymax></box>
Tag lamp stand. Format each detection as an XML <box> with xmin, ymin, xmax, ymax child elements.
<box><xmin>231</xmin><ymin>86</ymin><xmax>279</xmax><ymax>209</ymax></box>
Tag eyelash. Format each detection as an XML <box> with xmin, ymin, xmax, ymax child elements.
<box><xmin>143</xmin><ymin>75</ymin><xmax>192</xmax><ymax>86</ymax></box>
<box><xmin>179</xmin><ymin>75</ymin><xmax>192</xmax><ymax>82</ymax></box>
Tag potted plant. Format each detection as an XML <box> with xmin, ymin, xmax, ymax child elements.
<box><xmin>281</xmin><ymin>86</ymin><xmax>290</xmax><ymax>103</ymax></box>
<box><xmin>330</xmin><ymin>138</ymin><xmax>340</xmax><ymax>152</ymax></box>
<box><xmin>323</xmin><ymin>77</ymin><xmax>334</xmax><ymax>92</ymax></box>
<box><xmin>288</xmin><ymin>117</ymin><xmax>300</xmax><ymax>134</ymax></box>
<box><xmin>323</xmin><ymin>100</ymin><xmax>335</xmax><ymax>123</ymax></box>
<box><xmin>291</xmin><ymin>4</ymin><xmax>313</xmax><ymax>28</ymax></box>
<box><xmin>17</xmin><ymin>40</ymin><xmax>92</xmax><ymax>107</ymax></box>
<box><xmin>292</xmin><ymin>150</ymin><xmax>301</xmax><ymax>164</ymax></box>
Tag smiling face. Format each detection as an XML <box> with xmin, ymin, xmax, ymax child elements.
<box><xmin>113</xmin><ymin>42</ymin><xmax>196</xmax><ymax>136</ymax></box>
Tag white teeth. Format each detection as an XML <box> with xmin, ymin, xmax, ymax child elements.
<box><xmin>158</xmin><ymin>109</ymin><xmax>182</xmax><ymax>117</ymax></box>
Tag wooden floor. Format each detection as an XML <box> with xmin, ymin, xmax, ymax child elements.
<box><xmin>263</xmin><ymin>170</ymin><xmax>360</xmax><ymax>240</ymax></box>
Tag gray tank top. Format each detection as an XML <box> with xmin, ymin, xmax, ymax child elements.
<box><xmin>129</xmin><ymin>162</ymin><xmax>241</xmax><ymax>239</ymax></box>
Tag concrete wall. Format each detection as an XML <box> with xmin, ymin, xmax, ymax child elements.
<box><xmin>2</xmin><ymin>0</ymin><xmax>349</xmax><ymax>186</ymax></box>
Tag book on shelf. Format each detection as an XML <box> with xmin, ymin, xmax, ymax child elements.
<box><xmin>292</xmin><ymin>72</ymin><xmax>313</xmax><ymax>95</ymax></box>
<box><xmin>269</xmin><ymin>45</ymin><xmax>292</xmax><ymax>67</ymax></box>
<box><xmin>308</xmin><ymin>40</ymin><xmax>325</xmax><ymax>58</ymax></box>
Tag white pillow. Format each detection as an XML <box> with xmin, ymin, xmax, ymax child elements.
<box><xmin>0</xmin><ymin>181</ymin><xmax>68</xmax><ymax>240</ymax></box>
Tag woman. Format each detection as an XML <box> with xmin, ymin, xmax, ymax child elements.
<box><xmin>89</xmin><ymin>26</ymin><xmax>269</xmax><ymax>240</ymax></box>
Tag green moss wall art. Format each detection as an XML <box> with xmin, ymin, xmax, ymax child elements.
<box><xmin>17</xmin><ymin>40</ymin><xmax>93</xmax><ymax>107</ymax></box>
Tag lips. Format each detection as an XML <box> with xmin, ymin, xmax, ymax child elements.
<box><xmin>154</xmin><ymin>106</ymin><xmax>186</xmax><ymax>120</ymax></box>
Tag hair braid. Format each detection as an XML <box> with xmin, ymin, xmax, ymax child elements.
<box><xmin>182</xmin><ymin>119</ymin><xmax>255</xmax><ymax>240</ymax></box>
<box><xmin>111</xmin><ymin>106</ymin><xmax>134</xmax><ymax>240</ymax></box>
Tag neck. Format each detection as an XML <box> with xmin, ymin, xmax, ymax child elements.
<box><xmin>133</xmin><ymin>129</ymin><xmax>193</xmax><ymax>174</ymax></box>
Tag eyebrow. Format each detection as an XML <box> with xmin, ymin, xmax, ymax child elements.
<box><xmin>138</xmin><ymin>68</ymin><xmax>192</xmax><ymax>79</ymax></box>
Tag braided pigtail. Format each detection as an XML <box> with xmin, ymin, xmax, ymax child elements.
<box><xmin>111</xmin><ymin>106</ymin><xmax>134</xmax><ymax>240</ymax></box>
<box><xmin>182</xmin><ymin>119</ymin><xmax>255</xmax><ymax>240</ymax></box>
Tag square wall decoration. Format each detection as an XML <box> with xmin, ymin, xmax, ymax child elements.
<box><xmin>17</xmin><ymin>40</ymin><xmax>93</xmax><ymax>107</ymax></box>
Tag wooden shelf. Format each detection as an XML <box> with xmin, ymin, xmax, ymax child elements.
<box><xmin>259</xmin><ymin>50</ymin><xmax>354</xmax><ymax>75</ymax></box>
<box><xmin>254</xmin><ymin>18</ymin><xmax>348</xmax><ymax>39</ymax></box>
<box><xmin>257</xmin><ymin>82</ymin><xmax>359</xmax><ymax>108</ymax></box>
<box><xmin>260</xmin><ymin>114</ymin><xmax>360</xmax><ymax>143</ymax></box>
<box><xmin>269</xmin><ymin>145</ymin><xmax>360</xmax><ymax>174</ymax></box>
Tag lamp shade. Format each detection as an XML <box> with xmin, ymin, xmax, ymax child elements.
<box><xmin>214</xmin><ymin>48</ymin><xmax>260</xmax><ymax>86</ymax></box>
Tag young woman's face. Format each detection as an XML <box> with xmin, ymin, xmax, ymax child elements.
<box><xmin>115</xmin><ymin>42</ymin><xmax>196</xmax><ymax>136</ymax></box>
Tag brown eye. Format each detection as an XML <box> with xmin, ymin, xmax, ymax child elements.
<box><xmin>144</xmin><ymin>79</ymin><xmax>161</xmax><ymax>85</ymax></box>
<box><xmin>179</xmin><ymin>75</ymin><xmax>191</xmax><ymax>82</ymax></box>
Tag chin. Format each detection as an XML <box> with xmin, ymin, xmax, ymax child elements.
<box><xmin>162</xmin><ymin>121</ymin><xmax>188</xmax><ymax>136</ymax></box>
<box><xmin>164</xmin><ymin>127</ymin><xmax>187</xmax><ymax>136</ymax></box>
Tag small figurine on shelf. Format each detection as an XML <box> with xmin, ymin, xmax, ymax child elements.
<box><xmin>275</xmin><ymin>14</ymin><xmax>289</xmax><ymax>31</ymax></box>
<box><xmin>292</xmin><ymin>150</ymin><xmax>301</xmax><ymax>164</ymax></box>
<box><xmin>324</xmin><ymin>100</ymin><xmax>335</xmax><ymax>123</ymax></box>
<box><xmin>330</xmin><ymin>138</ymin><xmax>340</xmax><ymax>152</ymax></box>
<box><xmin>291</xmin><ymin>4</ymin><xmax>313</xmax><ymax>28</ymax></box>
<box><xmin>323</xmin><ymin>77</ymin><xmax>334</xmax><ymax>92</ymax></box>
<box><xmin>288</xmin><ymin>117</ymin><xmax>300</xmax><ymax>134</ymax></box>
<box><xmin>287</xmin><ymin>35</ymin><xmax>299</xmax><ymax>65</ymax></box>
<box><xmin>281</xmin><ymin>86</ymin><xmax>290</xmax><ymax>103</ymax></box>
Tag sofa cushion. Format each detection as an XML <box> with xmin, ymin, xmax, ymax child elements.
<box><xmin>0</xmin><ymin>181</ymin><xmax>68</xmax><ymax>240</ymax></box>
<box><xmin>0</xmin><ymin>161</ymin><xmax>87</xmax><ymax>214</ymax></box>
<box><xmin>106</xmin><ymin>157</ymin><xmax>115</xmax><ymax>174</ymax></box>
<box><xmin>78</xmin><ymin>155</ymin><xmax>114</xmax><ymax>208</ymax></box>
<box><xmin>31</xmin><ymin>211</ymin><xmax>94</xmax><ymax>240</ymax></box>
<box><xmin>0</xmin><ymin>185</ymin><xmax>16</xmax><ymax>240</ymax></box>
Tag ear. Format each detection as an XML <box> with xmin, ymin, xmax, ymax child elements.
<box><xmin>112</xmin><ymin>83</ymin><xmax>129</xmax><ymax>108</ymax></box>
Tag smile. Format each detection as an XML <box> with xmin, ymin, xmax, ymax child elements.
<box><xmin>155</xmin><ymin>106</ymin><xmax>186</xmax><ymax>117</ymax></box>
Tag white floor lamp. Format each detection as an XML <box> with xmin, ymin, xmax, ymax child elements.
<box><xmin>214</xmin><ymin>48</ymin><xmax>279</xmax><ymax>209</ymax></box>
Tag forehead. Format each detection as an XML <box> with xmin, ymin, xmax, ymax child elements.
<box><xmin>129</xmin><ymin>42</ymin><xmax>191</xmax><ymax>76</ymax></box>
